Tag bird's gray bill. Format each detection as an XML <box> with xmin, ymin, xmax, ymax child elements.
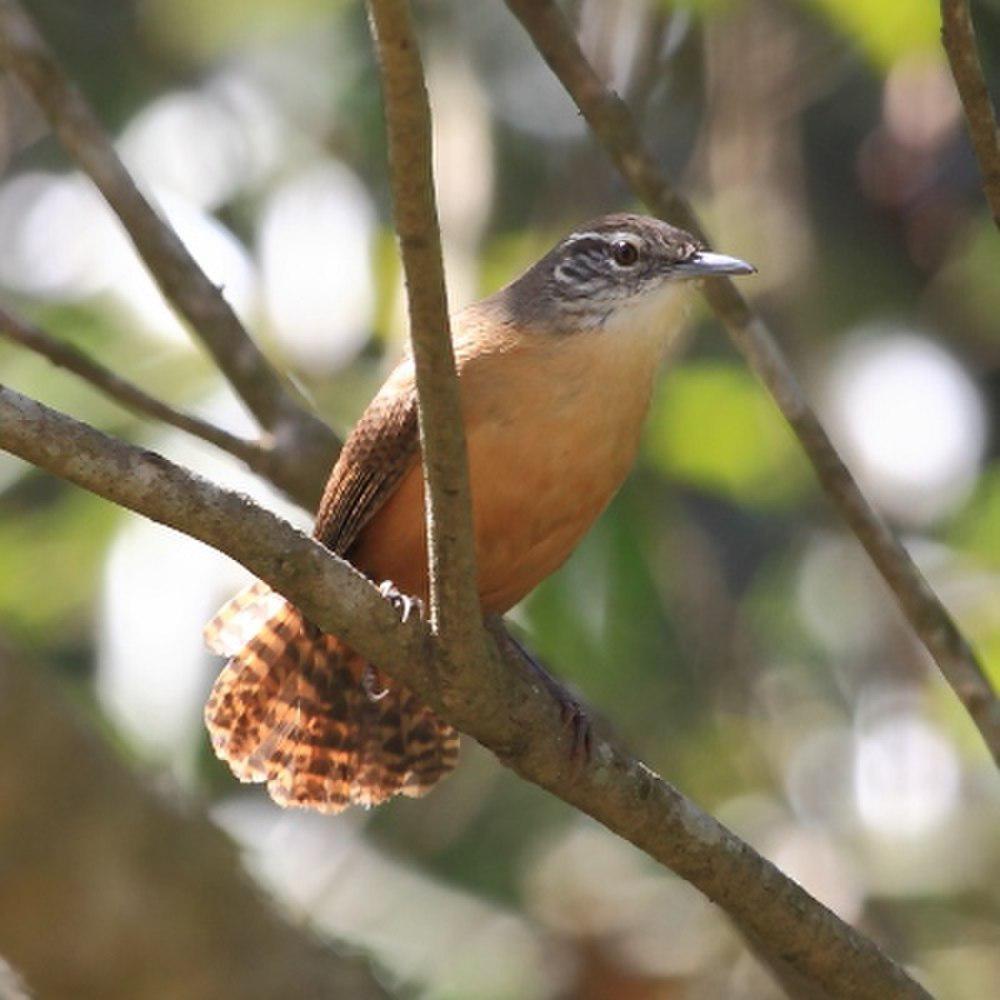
<box><xmin>675</xmin><ymin>251</ymin><xmax>756</xmax><ymax>278</ymax></box>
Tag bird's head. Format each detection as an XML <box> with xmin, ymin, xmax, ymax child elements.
<box><xmin>498</xmin><ymin>213</ymin><xmax>754</xmax><ymax>339</ymax></box>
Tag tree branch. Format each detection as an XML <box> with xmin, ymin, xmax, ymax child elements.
<box><xmin>0</xmin><ymin>0</ymin><xmax>339</xmax><ymax>508</ymax></box>
<box><xmin>0</xmin><ymin>384</ymin><xmax>930</xmax><ymax>1000</ymax></box>
<box><xmin>365</xmin><ymin>0</ymin><xmax>485</xmax><ymax>657</ymax></box>
<box><xmin>0</xmin><ymin>305</ymin><xmax>286</xmax><ymax>481</ymax></box>
<box><xmin>941</xmin><ymin>0</ymin><xmax>1000</xmax><ymax>230</ymax></box>
<box><xmin>502</xmin><ymin>0</ymin><xmax>1000</xmax><ymax>768</ymax></box>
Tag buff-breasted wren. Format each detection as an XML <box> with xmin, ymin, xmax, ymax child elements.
<box><xmin>203</xmin><ymin>212</ymin><xmax>755</xmax><ymax>812</ymax></box>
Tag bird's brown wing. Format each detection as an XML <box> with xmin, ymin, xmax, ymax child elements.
<box><xmin>313</xmin><ymin>367</ymin><xmax>420</xmax><ymax>556</ymax></box>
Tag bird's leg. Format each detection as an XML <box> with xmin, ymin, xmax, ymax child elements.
<box><xmin>378</xmin><ymin>579</ymin><xmax>424</xmax><ymax>625</ymax></box>
<box><xmin>368</xmin><ymin>580</ymin><xmax>425</xmax><ymax>703</ymax></box>
<box><xmin>361</xmin><ymin>665</ymin><xmax>390</xmax><ymax>702</ymax></box>
<box><xmin>486</xmin><ymin>616</ymin><xmax>593</xmax><ymax>766</ymax></box>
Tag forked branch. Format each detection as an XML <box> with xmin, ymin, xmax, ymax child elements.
<box><xmin>0</xmin><ymin>0</ymin><xmax>339</xmax><ymax>507</ymax></box>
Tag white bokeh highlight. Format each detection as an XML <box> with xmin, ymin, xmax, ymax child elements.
<box><xmin>0</xmin><ymin>171</ymin><xmax>256</xmax><ymax>345</ymax></box>
<box><xmin>95</xmin><ymin>392</ymin><xmax>310</xmax><ymax>770</ymax></box>
<box><xmin>853</xmin><ymin>703</ymin><xmax>961</xmax><ymax>839</ymax></box>
<box><xmin>796</xmin><ymin>533</ymin><xmax>884</xmax><ymax>659</ymax></box>
<box><xmin>525</xmin><ymin>820</ymin><xmax>730</xmax><ymax>980</ymax></box>
<box><xmin>118</xmin><ymin>90</ymin><xmax>252</xmax><ymax>210</ymax></box>
<box><xmin>824</xmin><ymin>329</ymin><xmax>987</xmax><ymax>526</ymax></box>
<box><xmin>216</xmin><ymin>802</ymin><xmax>564</xmax><ymax>999</ymax></box>
<box><xmin>0</xmin><ymin>172</ymin><xmax>111</xmax><ymax>300</ymax></box>
<box><xmin>258</xmin><ymin>160</ymin><xmax>375</xmax><ymax>370</ymax></box>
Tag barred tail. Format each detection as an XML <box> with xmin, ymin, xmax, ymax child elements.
<box><xmin>203</xmin><ymin>584</ymin><xmax>459</xmax><ymax>812</ymax></box>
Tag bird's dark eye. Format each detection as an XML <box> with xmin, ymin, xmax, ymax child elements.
<box><xmin>611</xmin><ymin>240</ymin><xmax>639</xmax><ymax>267</ymax></box>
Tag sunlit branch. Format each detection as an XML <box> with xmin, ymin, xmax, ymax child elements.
<box><xmin>365</xmin><ymin>0</ymin><xmax>485</xmax><ymax>656</ymax></box>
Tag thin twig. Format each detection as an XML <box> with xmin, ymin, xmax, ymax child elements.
<box><xmin>0</xmin><ymin>0</ymin><xmax>339</xmax><ymax>507</ymax></box>
<box><xmin>941</xmin><ymin>0</ymin><xmax>1000</xmax><ymax>229</ymax></box>
<box><xmin>624</xmin><ymin>2</ymin><xmax>672</xmax><ymax>116</ymax></box>
<box><xmin>503</xmin><ymin>0</ymin><xmax>1000</xmax><ymax>767</ymax></box>
<box><xmin>365</xmin><ymin>0</ymin><xmax>485</xmax><ymax>657</ymax></box>
<box><xmin>0</xmin><ymin>383</ymin><xmax>930</xmax><ymax>1000</ymax></box>
<box><xmin>0</xmin><ymin>305</ymin><xmax>275</xmax><ymax>474</ymax></box>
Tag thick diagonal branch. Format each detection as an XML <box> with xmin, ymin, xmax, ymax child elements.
<box><xmin>941</xmin><ymin>0</ymin><xmax>1000</xmax><ymax>229</ymax></box>
<box><xmin>365</xmin><ymin>0</ymin><xmax>485</xmax><ymax>657</ymax></box>
<box><xmin>503</xmin><ymin>0</ymin><xmax>1000</xmax><ymax>767</ymax></box>
<box><xmin>0</xmin><ymin>386</ymin><xmax>930</xmax><ymax>1000</ymax></box>
<box><xmin>0</xmin><ymin>0</ymin><xmax>339</xmax><ymax>507</ymax></box>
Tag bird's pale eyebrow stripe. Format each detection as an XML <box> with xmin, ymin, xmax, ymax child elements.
<box><xmin>562</xmin><ymin>233</ymin><xmax>608</xmax><ymax>255</ymax></box>
<box><xmin>564</xmin><ymin>230</ymin><xmax>642</xmax><ymax>253</ymax></box>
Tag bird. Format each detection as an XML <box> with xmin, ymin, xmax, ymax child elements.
<box><xmin>203</xmin><ymin>212</ymin><xmax>755</xmax><ymax>813</ymax></box>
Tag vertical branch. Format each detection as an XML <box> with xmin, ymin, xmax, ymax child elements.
<box><xmin>941</xmin><ymin>0</ymin><xmax>1000</xmax><ymax>229</ymax></box>
<box><xmin>365</xmin><ymin>0</ymin><xmax>484</xmax><ymax>655</ymax></box>
<box><xmin>503</xmin><ymin>0</ymin><xmax>1000</xmax><ymax>768</ymax></box>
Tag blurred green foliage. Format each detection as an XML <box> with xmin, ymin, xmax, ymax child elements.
<box><xmin>646</xmin><ymin>360</ymin><xmax>809</xmax><ymax>507</ymax></box>
<box><xmin>808</xmin><ymin>0</ymin><xmax>942</xmax><ymax>67</ymax></box>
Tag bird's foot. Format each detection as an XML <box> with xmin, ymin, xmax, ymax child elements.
<box><xmin>491</xmin><ymin>620</ymin><xmax>594</xmax><ymax>768</ymax></box>
<box><xmin>556</xmin><ymin>692</ymin><xmax>594</xmax><ymax>766</ymax></box>
<box><xmin>378</xmin><ymin>580</ymin><xmax>424</xmax><ymax>624</ymax></box>
<box><xmin>361</xmin><ymin>664</ymin><xmax>390</xmax><ymax>702</ymax></box>
<box><xmin>534</xmin><ymin>663</ymin><xmax>593</xmax><ymax>767</ymax></box>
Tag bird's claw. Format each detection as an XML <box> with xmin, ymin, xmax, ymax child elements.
<box><xmin>361</xmin><ymin>663</ymin><xmax>390</xmax><ymax>702</ymax></box>
<box><xmin>378</xmin><ymin>580</ymin><xmax>424</xmax><ymax>624</ymax></box>
<box><xmin>558</xmin><ymin>695</ymin><xmax>594</xmax><ymax>768</ymax></box>
<box><xmin>496</xmin><ymin>622</ymin><xmax>595</xmax><ymax>770</ymax></box>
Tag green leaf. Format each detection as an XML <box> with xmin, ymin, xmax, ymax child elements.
<box><xmin>939</xmin><ymin>218</ymin><xmax>1000</xmax><ymax>336</ymax></box>
<box><xmin>805</xmin><ymin>0</ymin><xmax>941</xmax><ymax>68</ymax></box>
<box><xmin>0</xmin><ymin>484</ymin><xmax>118</xmax><ymax>643</ymax></box>
<box><xmin>140</xmin><ymin>0</ymin><xmax>347</xmax><ymax>60</ymax></box>
<box><xmin>949</xmin><ymin>465</ymin><xmax>1000</xmax><ymax>565</ymax></box>
<box><xmin>645</xmin><ymin>360</ymin><xmax>808</xmax><ymax>507</ymax></box>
